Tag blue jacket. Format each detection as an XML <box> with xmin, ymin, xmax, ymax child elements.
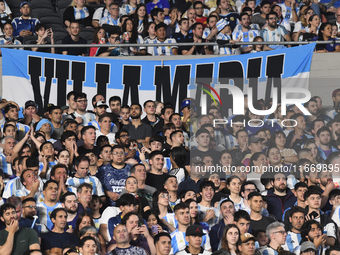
<box><xmin>209</xmin><ymin>219</ymin><xmax>225</xmax><ymax>252</ymax></box>
<box><xmin>265</xmin><ymin>188</ymin><xmax>297</xmax><ymax>221</ymax></box>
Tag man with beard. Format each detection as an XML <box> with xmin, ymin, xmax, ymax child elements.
<box><xmin>123</xmin><ymin>103</ymin><xmax>152</xmax><ymax>147</ymax></box>
<box><xmin>248</xmin><ymin>192</ymin><xmax>275</xmax><ymax>234</ymax></box>
<box><xmin>232</xmin><ymin>13</ymin><xmax>259</xmax><ymax>54</ymax></box>
<box><xmin>327</xmin><ymin>119</ymin><xmax>340</xmax><ymax>146</ymax></box>
<box><xmin>263</xmin><ymin>172</ymin><xmax>297</xmax><ymax>221</ymax></box>
<box><xmin>283</xmin><ymin>182</ymin><xmax>308</xmax><ymax>230</ymax></box>
<box><xmin>317</xmin><ymin>171</ymin><xmax>334</xmax><ymax>213</ymax></box>
<box><xmin>61</xmin><ymin>192</ymin><xmax>78</xmax><ymax>231</ymax></box>
<box><xmin>304</xmin><ymin>188</ymin><xmax>337</xmax><ymax>246</ymax></box>
<box><xmin>259</xmin><ymin>12</ymin><xmax>291</xmax><ymax>50</ymax></box>
<box><xmin>0</xmin><ymin>203</ymin><xmax>40</xmax><ymax>254</ymax></box>
<box><xmin>282</xmin><ymin>206</ymin><xmax>305</xmax><ymax>252</ymax></box>
<box><xmin>316</xmin><ymin>127</ymin><xmax>338</xmax><ymax>161</ymax></box>
<box><xmin>115</xmin><ymin>129</ymin><xmax>139</xmax><ymax>164</ymax></box>
<box><xmin>37</xmin><ymin>180</ymin><xmax>62</xmax><ymax>230</ymax></box>
<box><xmin>209</xmin><ymin>199</ymin><xmax>236</xmax><ymax>251</ymax></box>
<box><xmin>257</xmin><ymin>222</ymin><xmax>287</xmax><ymax>255</ymax></box>
<box><xmin>65</xmin><ymin>92</ymin><xmax>95</xmax><ymax>124</ymax></box>
<box><xmin>305</xmin><ymin>99</ymin><xmax>320</xmax><ymax>132</ymax></box>
<box><xmin>41</xmin><ymin>208</ymin><xmax>79</xmax><ymax>254</ymax></box>
<box><xmin>170</xmin><ymin>203</ymin><xmax>211</xmax><ymax>254</ymax></box>
<box><xmin>22</xmin><ymin>197</ymin><xmax>38</xmax><ymax>220</ymax></box>
<box><xmin>97</xmin><ymin>145</ymin><xmax>131</xmax><ymax>206</ymax></box>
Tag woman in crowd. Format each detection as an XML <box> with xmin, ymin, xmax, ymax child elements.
<box><xmin>219</xmin><ymin>150</ymin><xmax>233</xmax><ymax>177</ymax></box>
<box><xmin>144</xmin><ymin>210</ymin><xmax>165</xmax><ymax>237</ymax></box>
<box><xmin>304</xmin><ymin>139</ymin><xmax>322</xmax><ymax>164</ymax></box>
<box><xmin>132</xmin><ymin>4</ymin><xmax>148</xmax><ymax>36</ymax></box>
<box><xmin>144</xmin><ymin>22</ymin><xmax>156</xmax><ymax>41</ymax></box>
<box><xmin>123</xmin><ymin>176</ymin><xmax>151</xmax><ymax>212</ymax></box>
<box><xmin>299</xmin><ymin>14</ymin><xmax>320</xmax><ymax>41</ymax></box>
<box><xmin>269</xmin><ymin>130</ymin><xmax>298</xmax><ymax>164</ymax></box>
<box><xmin>185</xmin><ymin>198</ymin><xmax>210</xmax><ymax>231</ymax></box>
<box><xmin>293</xmin><ymin>6</ymin><xmax>314</xmax><ymax>41</ymax></box>
<box><xmin>314</xmin><ymin>23</ymin><xmax>340</xmax><ymax>52</ymax></box>
<box><xmin>121</xmin><ymin>17</ymin><xmax>146</xmax><ymax>55</ymax></box>
<box><xmin>247</xmin><ymin>152</ymin><xmax>267</xmax><ymax>191</ymax></box>
<box><xmin>63</xmin><ymin>0</ymin><xmax>95</xmax><ymax>29</ymax></box>
<box><xmin>89</xmin><ymin>27</ymin><xmax>107</xmax><ymax>56</ymax></box>
<box><xmin>225</xmin><ymin>176</ymin><xmax>244</xmax><ymax>211</ymax></box>
<box><xmin>152</xmin><ymin>189</ymin><xmax>176</xmax><ymax>232</ymax></box>
<box><xmin>213</xmin><ymin>224</ymin><xmax>241</xmax><ymax>255</ymax></box>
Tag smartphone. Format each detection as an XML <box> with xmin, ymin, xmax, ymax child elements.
<box><xmin>309</xmin><ymin>211</ymin><xmax>318</xmax><ymax>218</ymax></box>
<box><xmin>151</xmin><ymin>225</ymin><xmax>158</xmax><ymax>234</ymax></box>
<box><xmin>137</xmin><ymin>143</ymin><xmax>144</xmax><ymax>150</ymax></box>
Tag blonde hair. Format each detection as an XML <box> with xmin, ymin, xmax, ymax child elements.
<box><xmin>71</xmin><ymin>0</ymin><xmax>87</xmax><ymax>7</ymax></box>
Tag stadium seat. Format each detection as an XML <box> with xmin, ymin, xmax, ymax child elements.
<box><xmin>30</xmin><ymin>0</ymin><xmax>54</xmax><ymax>11</ymax></box>
<box><xmin>31</xmin><ymin>8</ymin><xmax>57</xmax><ymax>19</ymax></box>
<box><xmin>39</xmin><ymin>14</ymin><xmax>64</xmax><ymax>27</ymax></box>
<box><xmin>79</xmin><ymin>27</ymin><xmax>95</xmax><ymax>44</ymax></box>
<box><xmin>10</xmin><ymin>7</ymin><xmax>21</xmax><ymax>18</ymax></box>
<box><xmin>56</xmin><ymin>0</ymin><xmax>73</xmax><ymax>10</ymax></box>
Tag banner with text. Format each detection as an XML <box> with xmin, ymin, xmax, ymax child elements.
<box><xmin>2</xmin><ymin>44</ymin><xmax>315</xmax><ymax>115</ymax></box>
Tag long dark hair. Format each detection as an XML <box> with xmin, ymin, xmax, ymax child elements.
<box><xmin>220</xmin><ymin>224</ymin><xmax>241</xmax><ymax>254</ymax></box>
<box><xmin>184</xmin><ymin>199</ymin><xmax>200</xmax><ymax>225</ymax></box>
<box><xmin>268</xmin><ymin>130</ymin><xmax>286</xmax><ymax>148</ymax></box>
<box><xmin>122</xmin><ymin>17</ymin><xmax>138</xmax><ymax>43</ymax></box>
<box><xmin>92</xmin><ymin>27</ymin><xmax>107</xmax><ymax>44</ymax></box>
<box><xmin>318</xmin><ymin>22</ymin><xmax>331</xmax><ymax>40</ymax></box>
<box><xmin>170</xmin><ymin>147</ymin><xmax>189</xmax><ymax>179</ymax></box>
<box><xmin>132</xmin><ymin>4</ymin><xmax>148</xmax><ymax>36</ymax></box>
<box><xmin>152</xmin><ymin>189</ymin><xmax>173</xmax><ymax>216</ymax></box>
<box><xmin>74</xmin><ymin>211</ymin><xmax>95</xmax><ymax>237</ymax></box>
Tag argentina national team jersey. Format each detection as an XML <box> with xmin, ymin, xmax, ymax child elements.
<box><xmin>66</xmin><ymin>176</ymin><xmax>105</xmax><ymax>196</ymax></box>
<box><xmin>202</xmin><ymin>28</ymin><xmax>211</xmax><ymax>39</ymax></box>
<box><xmin>120</xmin><ymin>4</ymin><xmax>136</xmax><ymax>15</ymax></box>
<box><xmin>0</xmin><ymin>152</ymin><xmax>13</xmax><ymax>175</ymax></box>
<box><xmin>39</xmin><ymin>160</ymin><xmax>58</xmax><ymax>180</ymax></box>
<box><xmin>162</xmin><ymin>213</ymin><xmax>178</xmax><ymax>229</ymax></box>
<box><xmin>282</xmin><ymin>231</ymin><xmax>301</xmax><ymax>252</ymax></box>
<box><xmin>332</xmin><ymin>204</ymin><xmax>340</xmax><ymax>228</ymax></box>
<box><xmin>170</xmin><ymin>228</ymin><xmax>211</xmax><ymax>254</ymax></box>
<box><xmin>225</xmin><ymin>134</ymin><xmax>238</xmax><ymax>150</ymax></box>
<box><xmin>73</xmin><ymin>6</ymin><xmax>90</xmax><ymax>20</ymax></box>
<box><xmin>233</xmin><ymin>23</ymin><xmax>261</xmax><ymax>33</ymax></box>
<box><xmin>259</xmin><ymin>25</ymin><xmax>289</xmax><ymax>49</ymax></box>
<box><xmin>37</xmin><ymin>202</ymin><xmax>62</xmax><ymax>230</ymax></box>
<box><xmin>278</xmin><ymin>3</ymin><xmax>298</xmax><ymax>23</ymax></box>
<box><xmin>216</xmin><ymin>33</ymin><xmax>237</xmax><ymax>55</ymax></box>
<box><xmin>232</xmin><ymin>29</ymin><xmax>259</xmax><ymax>48</ymax></box>
<box><xmin>86</xmin><ymin>119</ymin><xmax>118</xmax><ymax>133</ymax></box>
<box><xmin>100</xmin><ymin>15</ymin><xmax>120</xmax><ymax>26</ymax></box>
<box><xmin>145</xmin><ymin>38</ymin><xmax>177</xmax><ymax>56</ymax></box>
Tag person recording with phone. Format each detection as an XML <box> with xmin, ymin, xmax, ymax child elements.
<box><xmin>30</xmin><ymin>23</ymin><xmax>54</xmax><ymax>53</ymax></box>
<box><xmin>96</xmin><ymin>29</ymin><xmax>122</xmax><ymax>57</ymax></box>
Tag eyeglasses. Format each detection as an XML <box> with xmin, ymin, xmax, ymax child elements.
<box><xmin>269</xmin><ymin>17</ymin><xmax>278</xmax><ymax>20</ymax></box>
<box><xmin>307</xmin><ymin>12</ymin><xmax>314</xmax><ymax>15</ymax></box>
<box><xmin>113</xmin><ymin>151</ymin><xmax>125</xmax><ymax>155</ymax></box>
<box><xmin>111</xmin><ymin>7</ymin><xmax>119</xmax><ymax>10</ymax></box>
<box><xmin>120</xmin><ymin>135</ymin><xmax>130</xmax><ymax>138</ymax></box>
<box><xmin>77</xmin><ymin>100</ymin><xmax>87</xmax><ymax>103</ymax></box>
<box><xmin>23</xmin><ymin>205</ymin><xmax>37</xmax><ymax>209</ymax></box>
<box><xmin>273</xmin><ymin>231</ymin><xmax>287</xmax><ymax>235</ymax></box>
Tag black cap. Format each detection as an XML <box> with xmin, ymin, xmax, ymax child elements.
<box><xmin>186</xmin><ymin>225</ymin><xmax>205</xmax><ymax>236</ymax></box>
<box><xmin>25</xmin><ymin>100</ymin><xmax>37</xmax><ymax>109</ymax></box>
<box><xmin>195</xmin><ymin>128</ymin><xmax>210</xmax><ymax>138</ymax></box>
<box><xmin>4</xmin><ymin>104</ymin><xmax>17</xmax><ymax>113</ymax></box>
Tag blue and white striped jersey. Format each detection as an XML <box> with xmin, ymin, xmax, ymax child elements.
<box><xmin>197</xmin><ymin>204</ymin><xmax>219</xmax><ymax>229</ymax></box>
<box><xmin>278</xmin><ymin>3</ymin><xmax>298</xmax><ymax>24</ymax></box>
<box><xmin>73</xmin><ymin>6</ymin><xmax>89</xmax><ymax>20</ymax></box>
<box><xmin>282</xmin><ymin>231</ymin><xmax>301</xmax><ymax>252</ymax></box>
<box><xmin>120</xmin><ymin>4</ymin><xmax>136</xmax><ymax>15</ymax></box>
<box><xmin>39</xmin><ymin>160</ymin><xmax>58</xmax><ymax>180</ymax></box>
<box><xmin>66</xmin><ymin>176</ymin><xmax>105</xmax><ymax>196</ymax></box>
<box><xmin>331</xmin><ymin>204</ymin><xmax>340</xmax><ymax>228</ymax></box>
<box><xmin>225</xmin><ymin>134</ymin><xmax>238</xmax><ymax>150</ymax></box>
<box><xmin>0</xmin><ymin>152</ymin><xmax>12</xmax><ymax>175</ymax></box>
<box><xmin>15</xmin><ymin>187</ymin><xmax>44</xmax><ymax>203</ymax></box>
<box><xmin>216</xmin><ymin>33</ymin><xmax>238</xmax><ymax>55</ymax></box>
<box><xmin>259</xmin><ymin>25</ymin><xmax>289</xmax><ymax>49</ymax></box>
<box><xmin>162</xmin><ymin>213</ymin><xmax>178</xmax><ymax>229</ymax></box>
<box><xmin>86</xmin><ymin>120</ymin><xmax>118</xmax><ymax>133</ymax></box>
<box><xmin>145</xmin><ymin>38</ymin><xmax>177</xmax><ymax>56</ymax></box>
<box><xmin>233</xmin><ymin>23</ymin><xmax>261</xmax><ymax>33</ymax></box>
<box><xmin>37</xmin><ymin>202</ymin><xmax>62</xmax><ymax>230</ymax></box>
<box><xmin>170</xmin><ymin>228</ymin><xmax>211</xmax><ymax>254</ymax></box>
<box><xmin>99</xmin><ymin>15</ymin><xmax>120</xmax><ymax>26</ymax></box>
<box><xmin>232</xmin><ymin>29</ymin><xmax>259</xmax><ymax>48</ymax></box>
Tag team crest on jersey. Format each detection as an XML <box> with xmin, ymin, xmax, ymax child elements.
<box><xmin>287</xmin><ymin>10</ymin><xmax>290</xmax><ymax>13</ymax></box>
<box><xmin>244</xmin><ymin>34</ymin><xmax>248</xmax><ymax>38</ymax></box>
<box><xmin>48</xmin><ymin>212</ymin><xmax>51</xmax><ymax>216</ymax></box>
<box><xmin>230</xmin><ymin>17</ymin><xmax>234</xmax><ymax>21</ymax></box>
<box><xmin>90</xmin><ymin>182</ymin><xmax>93</xmax><ymax>185</ymax></box>
<box><xmin>250</xmin><ymin>33</ymin><xmax>253</xmax><ymax>38</ymax></box>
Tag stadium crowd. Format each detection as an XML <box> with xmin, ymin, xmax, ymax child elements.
<box><xmin>0</xmin><ymin>0</ymin><xmax>340</xmax><ymax>56</ymax></box>
<box><xmin>0</xmin><ymin>86</ymin><xmax>339</xmax><ymax>255</ymax></box>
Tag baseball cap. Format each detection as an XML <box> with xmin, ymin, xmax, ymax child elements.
<box><xmin>196</xmin><ymin>128</ymin><xmax>210</xmax><ymax>138</ymax></box>
<box><xmin>25</xmin><ymin>100</ymin><xmax>37</xmax><ymax>109</ymax></box>
<box><xmin>216</xmin><ymin>19</ymin><xmax>229</xmax><ymax>32</ymax></box>
<box><xmin>20</xmin><ymin>1</ymin><xmax>30</xmax><ymax>8</ymax></box>
<box><xmin>186</xmin><ymin>225</ymin><xmax>205</xmax><ymax>236</ymax></box>
<box><xmin>4</xmin><ymin>103</ymin><xmax>17</xmax><ymax>113</ymax></box>
<box><xmin>61</xmin><ymin>105</ymin><xmax>69</xmax><ymax>111</ymax></box>
<box><xmin>94</xmin><ymin>101</ymin><xmax>108</xmax><ymax>108</ymax></box>
<box><xmin>332</xmin><ymin>89</ymin><xmax>340</xmax><ymax>98</ymax></box>
<box><xmin>249</xmin><ymin>135</ymin><xmax>264</xmax><ymax>144</ymax></box>
<box><xmin>300</xmin><ymin>242</ymin><xmax>316</xmax><ymax>252</ymax></box>
<box><xmin>240</xmin><ymin>233</ymin><xmax>256</xmax><ymax>243</ymax></box>
<box><xmin>191</xmin><ymin>156</ymin><xmax>205</xmax><ymax>165</ymax></box>
<box><xmin>181</xmin><ymin>100</ymin><xmax>190</xmax><ymax>111</ymax></box>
